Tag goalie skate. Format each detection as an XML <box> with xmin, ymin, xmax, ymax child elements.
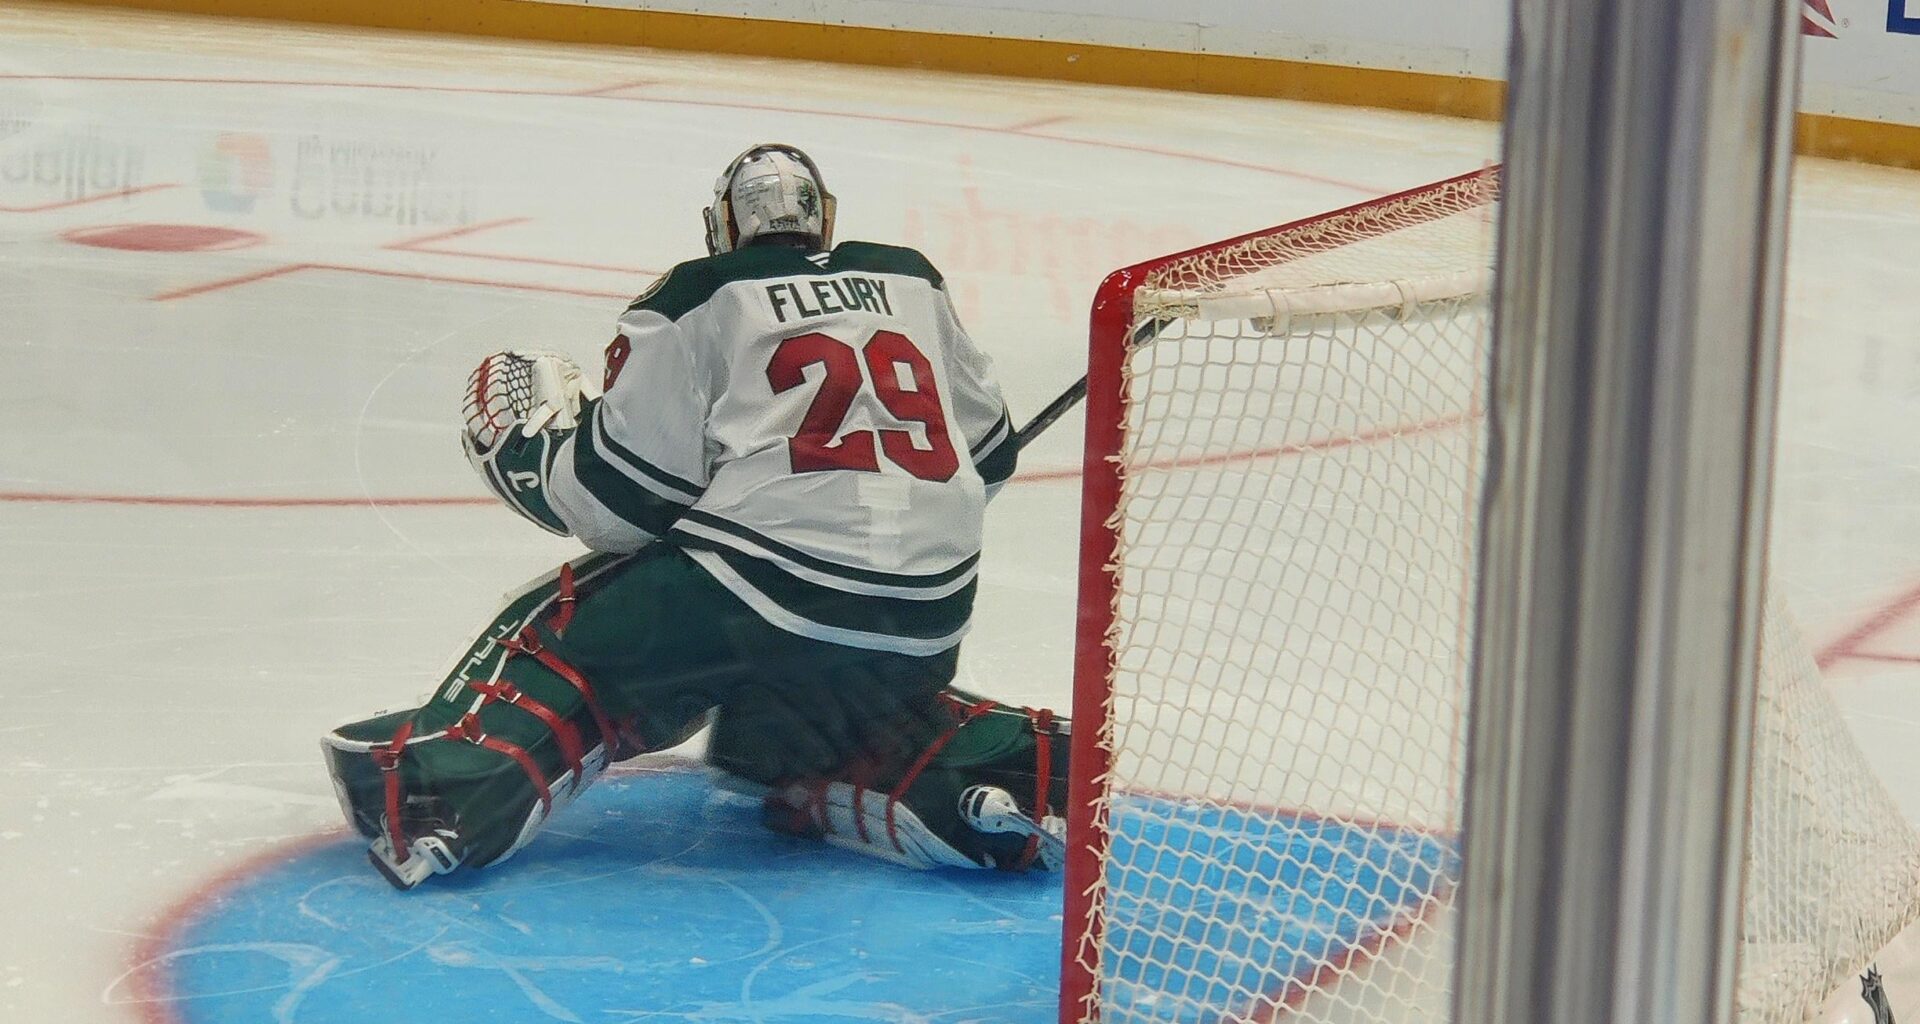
<box><xmin>959</xmin><ymin>785</ymin><xmax>1065</xmax><ymax>871</ymax></box>
<box><xmin>368</xmin><ymin>826</ymin><xmax>464</xmax><ymax>891</ymax></box>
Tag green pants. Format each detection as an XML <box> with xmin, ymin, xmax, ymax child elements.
<box><xmin>326</xmin><ymin>543</ymin><xmax>1056</xmax><ymax>871</ymax></box>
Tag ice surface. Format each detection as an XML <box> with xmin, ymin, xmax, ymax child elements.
<box><xmin>2</xmin><ymin>4</ymin><xmax>1918</xmax><ymax>1022</ymax></box>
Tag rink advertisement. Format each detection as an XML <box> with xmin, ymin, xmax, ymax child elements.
<box><xmin>1891</xmin><ymin>0</ymin><xmax>1920</xmax><ymax>33</ymax></box>
<box><xmin>1801</xmin><ymin>0</ymin><xmax>1920</xmax><ymax>123</ymax></box>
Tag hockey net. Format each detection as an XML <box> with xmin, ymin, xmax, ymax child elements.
<box><xmin>1061</xmin><ymin>166</ymin><xmax>1920</xmax><ymax>1024</ymax></box>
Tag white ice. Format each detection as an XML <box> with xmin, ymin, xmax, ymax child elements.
<box><xmin>1</xmin><ymin>4</ymin><xmax>1918</xmax><ymax>1022</ymax></box>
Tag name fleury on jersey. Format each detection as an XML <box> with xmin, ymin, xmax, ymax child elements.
<box><xmin>766</xmin><ymin>276</ymin><xmax>894</xmax><ymax>322</ymax></box>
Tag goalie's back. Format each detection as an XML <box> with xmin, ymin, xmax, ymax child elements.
<box><xmin>544</xmin><ymin>239</ymin><xmax>1018</xmax><ymax>657</ymax></box>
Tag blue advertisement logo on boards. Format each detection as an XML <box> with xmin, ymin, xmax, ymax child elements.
<box><xmin>1892</xmin><ymin>0</ymin><xmax>1920</xmax><ymax>34</ymax></box>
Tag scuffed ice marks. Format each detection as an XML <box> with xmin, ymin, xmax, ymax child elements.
<box><xmin>138</xmin><ymin>769</ymin><xmax>1064</xmax><ymax>1023</ymax></box>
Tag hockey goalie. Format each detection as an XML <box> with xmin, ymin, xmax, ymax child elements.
<box><xmin>322</xmin><ymin>144</ymin><xmax>1070</xmax><ymax>889</ymax></box>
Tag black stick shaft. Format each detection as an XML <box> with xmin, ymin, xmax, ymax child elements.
<box><xmin>1007</xmin><ymin>318</ymin><xmax>1165</xmax><ymax>452</ymax></box>
<box><xmin>1011</xmin><ymin>376</ymin><xmax>1087</xmax><ymax>451</ymax></box>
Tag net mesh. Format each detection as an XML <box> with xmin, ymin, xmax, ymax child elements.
<box><xmin>1742</xmin><ymin>593</ymin><xmax>1920</xmax><ymax>1022</ymax></box>
<box><xmin>1070</xmin><ymin>168</ymin><xmax>1920</xmax><ymax>1024</ymax></box>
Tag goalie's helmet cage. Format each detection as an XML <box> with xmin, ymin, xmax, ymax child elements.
<box><xmin>703</xmin><ymin>143</ymin><xmax>837</xmax><ymax>255</ymax></box>
<box><xmin>1059</xmin><ymin>166</ymin><xmax>1920</xmax><ymax>1024</ymax></box>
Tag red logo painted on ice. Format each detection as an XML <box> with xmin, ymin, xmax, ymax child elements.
<box><xmin>1803</xmin><ymin>0</ymin><xmax>1839</xmax><ymax>37</ymax></box>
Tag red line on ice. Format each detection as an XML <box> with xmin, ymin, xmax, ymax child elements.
<box><xmin>0</xmin><ymin>491</ymin><xmax>492</xmax><ymax>509</ymax></box>
<box><xmin>1815</xmin><ymin>579</ymin><xmax>1920</xmax><ymax>671</ymax></box>
<box><xmin>382</xmin><ymin>216</ymin><xmax>656</xmax><ymax>273</ymax></box>
<box><xmin>1006</xmin><ymin>114</ymin><xmax>1073</xmax><ymax>132</ymax></box>
<box><xmin>1015</xmin><ymin>410</ymin><xmax>1476</xmax><ymax>483</ymax></box>
<box><xmin>0</xmin><ymin>414</ymin><xmax>1470</xmax><ymax>509</ymax></box>
<box><xmin>151</xmin><ymin>263</ymin><xmax>312</xmax><ymax>301</ymax></box>
<box><xmin>571</xmin><ymin>78</ymin><xmax>658</xmax><ymax>96</ymax></box>
<box><xmin>118</xmin><ymin>830</ymin><xmax>348</xmax><ymax>1024</ymax></box>
<box><xmin>312</xmin><ymin>263</ymin><xmax>633</xmax><ymax>299</ymax></box>
<box><xmin>0</xmin><ymin>73</ymin><xmax>574</xmax><ymax>99</ymax></box>
<box><xmin>0</xmin><ymin>183</ymin><xmax>176</xmax><ymax>212</ymax></box>
<box><xmin>1256</xmin><ymin>884</ymin><xmax>1455</xmax><ymax>1022</ymax></box>
<box><xmin>1085</xmin><ymin>785</ymin><xmax>1458</xmax><ymax>1022</ymax></box>
<box><xmin>1834</xmin><ymin>650</ymin><xmax>1920</xmax><ymax>667</ymax></box>
<box><xmin>399</xmin><ymin>245</ymin><xmax>659</xmax><ymax>276</ymax></box>
<box><xmin>117</xmin><ymin>762</ymin><xmax>698</xmax><ymax>1023</ymax></box>
<box><xmin>0</xmin><ymin>73</ymin><xmax>1386</xmax><ymax>194</ymax></box>
<box><xmin>382</xmin><ymin>216</ymin><xmax>532</xmax><ymax>249</ymax></box>
<box><xmin>151</xmin><ymin>261</ymin><xmax>634</xmax><ymax>301</ymax></box>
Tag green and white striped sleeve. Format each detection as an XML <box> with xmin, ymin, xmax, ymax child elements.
<box><xmin>933</xmin><ymin>288</ymin><xmax>1018</xmax><ymax>496</ymax></box>
<box><xmin>548</xmin><ymin>310</ymin><xmax>711</xmax><ymax>551</ymax></box>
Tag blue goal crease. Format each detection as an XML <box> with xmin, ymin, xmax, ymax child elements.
<box><xmin>153</xmin><ymin>767</ymin><xmax>1454</xmax><ymax>1024</ymax></box>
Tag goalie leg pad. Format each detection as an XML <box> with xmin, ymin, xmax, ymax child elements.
<box><xmin>323</xmin><ymin>545</ymin><xmax>781</xmax><ymax>889</ymax></box>
<box><xmin>705</xmin><ymin>651</ymin><xmax>959</xmax><ymax>791</ymax></box>
<box><xmin>758</xmin><ymin>691</ymin><xmax>1072</xmax><ymax>872</ymax></box>
<box><xmin>322</xmin><ymin>555</ymin><xmax>637</xmax><ymax>888</ymax></box>
<box><xmin>323</xmin><ymin>692</ymin><xmax>614</xmax><ymax>889</ymax></box>
<box><xmin>764</xmin><ymin>780</ymin><xmax>981</xmax><ymax>870</ymax></box>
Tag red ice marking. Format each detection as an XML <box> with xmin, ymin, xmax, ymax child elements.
<box><xmin>0</xmin><ymin>74</ymin><xmax>1387</xmax><ymax>195</ymax></box>
<box><xmin>0</xmin><ymin>413</ymin><xmax>1469</xmax><ymax>509</ymax></box>
<box><xmin>321</xmin><ymin>264</ymin><xmax>633</xmax><ymax>300</ymax></box>
<box><xmin>151</xmin><ymin>261</ymin><xmax>634</xmax><ymax>302</ymax></box>
<box><xmin>119</xmin><ymin>829</ymin><xmax>348</xmax><ymax>1024</ymax></box>
<box><xmin>0</xmin><ymin>491</ymin><xmax>492</xmax><ymax>508</ymax></box>
<box><xmin>384</xmin><ymin>216</ymin><xmax>533</xmax><ymax>250</ymax></box>
<box><xmin>1847</xmin><ymin>651</ymin><xmax>1920</xmax><ymax>666</ymax></box>
<box><xmin>1006</xmin><ymin>114</ymin><xmax>1073</xmax><ymax>132</ymax></box>
<box><xmin>63</xmin><ymin>223</ymin><xmax>263</xmax><ymax>253</ymax></box>
<box><xmin>150</xmin><ymin>263</ymin><xmax>310</xmax><ymax>301</ymax></box>
<box><xmin>571</xmin><ymin>78</ymin><xmax>658</xmax><ymax>96</ymax></box>
<box><xmin>117</xmin><ymin>755</ymin><xmax>708</xmax><ymax>1022</ymax></box>
<box><xmin>0</xmin><ymin>183</ymin><xmax>177</xmax><ymax>213</ymax></box>
<box><xmin>1816</xmin><ymin>579</ymin><xmax>1920</xmax><ymax>671</ymax></box>
<box><xmin>1011</xmin><ymin>410</ymin><xmax>1478</xmax><ymax>484</ymax></box>
<box><xmin>384</xmin><ymin>217</ymin><xmax>656</xmax><ymax>276</ymax></box>
<box><xmin>1253</xmin><ymin>884</ymin><xmax>1455</xmax><ymax>1022</ymax></box>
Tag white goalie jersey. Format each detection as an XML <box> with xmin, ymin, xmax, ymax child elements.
<box><xmin>545</xmin><ymin>241</ymin><xmax>1017</xmax><ymax>656</ymax></box>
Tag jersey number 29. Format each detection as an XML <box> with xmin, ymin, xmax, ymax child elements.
<box><xmin>768</xmin><ymin>329</ymin><xmax>959</xmax><ymax>483</ymax></box>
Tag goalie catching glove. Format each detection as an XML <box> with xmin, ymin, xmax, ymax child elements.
<box><xmin>462</xmin><ymin>350</ymin><xmax>601</xmax><ymax>534</ymax></box>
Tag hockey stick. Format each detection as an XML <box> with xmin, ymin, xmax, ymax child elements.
<box><xmin>1011</xmin><ymin>376</ymin><xmax>1087</xmax><ymax>452</ymax></box>
<box><xmin>1009</xmin><ymin>318</ymin><xmax>1172</xmax><ymax>452</ymax></box>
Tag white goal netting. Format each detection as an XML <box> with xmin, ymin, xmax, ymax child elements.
<box><xmin>1064</xmin><ymin>168</ymin><xmax>1920</xmax><ymax>1024</ymax></box>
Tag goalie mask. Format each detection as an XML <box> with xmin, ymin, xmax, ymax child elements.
<box><xmin>703</xmin><ymin>144</ymin><xmax>836</xmax><ymax>255</ymax></box>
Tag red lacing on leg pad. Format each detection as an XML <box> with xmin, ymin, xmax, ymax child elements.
<box><xmin>885</xmin><ymin>697</ymin><xmax>998</xmax><ymax>855</ymax></box>
<box><xmin>374</xmin><ymin>707</ymin><xmax>558</xmax><ymax>869</ymax></box>
<box><xmin>844</xmin><ymin>758</ymin><xmax>879</xmax><ymax>847</ymax></box>
<box><xmin>470</xmin><ymin>679</ymin><xmax>585</xmax><ymax>783</ymax></box>
<box><xmin>445</xmin><ymin>713</ymin><xmax>553</xmax><ymax>814</ymax></box>
<box><xmin>372</xmin><ymin>722</ymin><xmax>417</xmax><ymax>865</ymax></box>
<box><xmin>1015</xmin><ymin>707</ymin><xmax>1057</xmax><ymax>872</ymax></box>
<box><xmin>547</xmin><ymin>562</ymin><xmax>578</xmax><ymax>636</ymax></box>
<box><xmin>500</xmin><ymin>628</ymin><xmax>632</xmax><ymax>758</ymax></box>
<box><xmin>811</xmin><ymin>781</ymin><xmax>833</xmax><ymax>836</ymax></box>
